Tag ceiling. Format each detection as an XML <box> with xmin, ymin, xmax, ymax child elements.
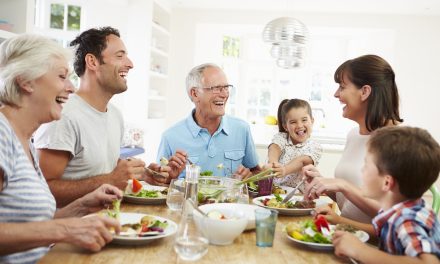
<box><xmin>167</xmin><ymin>0</ymin><xmax>440</xmax><ymax>15</ymax></box>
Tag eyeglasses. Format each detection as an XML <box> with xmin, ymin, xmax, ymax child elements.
<box><xmin>201</xmin><ymin>84</ymin><xmax>233</xmax><ymax>94</ymax></box>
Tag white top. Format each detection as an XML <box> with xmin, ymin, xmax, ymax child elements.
<box><xmin>0</xmin><ymin>113</ymin><xmax>56</xmax><ymax>264</ymax></box>
<box><xmin>334</xmin><ymin>127</ymin><xmax>371</xmax><ymax>223</ymax></box>
<box><xmin>271</xmin><ymin>132</ymin><xmax>322</xmax><ymax>188</ymax></box>
<box><xmin>34</xmin><ymin>94</ymin><xmax>124</xmax><ymax>180</ymax></box>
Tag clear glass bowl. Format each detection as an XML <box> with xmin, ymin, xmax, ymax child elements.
<box><xmin>197</xmin><ymin>176</ymin><xmax>247</xmax><ymax>204</ymax></box>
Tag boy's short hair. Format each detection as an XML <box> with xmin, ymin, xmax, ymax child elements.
<box><xmin>368</xmin><ymin>126</ymin><xmax>440</xmax><ymax>199</ymax></box>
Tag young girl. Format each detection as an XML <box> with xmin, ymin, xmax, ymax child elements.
<box><xmin>267</xmin><ymin>99</ymin><xmax>322</xmax><ymax>190</ymax></box>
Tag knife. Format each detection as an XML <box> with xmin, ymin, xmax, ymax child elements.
<box><xmin>281</xmin><ymin>179</ymin><xmax>305</xmax><ymax>203</ymax></box>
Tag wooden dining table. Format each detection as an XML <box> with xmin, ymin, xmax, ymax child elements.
<box><xmin>39</xmin><ymin>201</ymin><xmax>352</xmax><ymax>264</ymax></box>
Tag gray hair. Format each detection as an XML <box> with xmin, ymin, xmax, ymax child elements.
<box><xmin>185</xmin><ymin>63</ymin><xmax>220</xmax><ymax>101</ymax></box>
<box><xmin>0</xmin><ymin>34</ymin><xmax>72</xmax><ymax>107</ymax></box>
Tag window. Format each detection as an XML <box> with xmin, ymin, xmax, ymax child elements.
<box><xmin>34</xmin><ymin>0</ymin><xmax>84</xmax><ymax>88</ymax></box>
<box><xmin>195</xmin><ymin>24</ymin><xmax>395</xmax><ymax>145</ymax></box>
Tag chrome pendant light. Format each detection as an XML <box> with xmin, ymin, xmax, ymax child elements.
<box><xmin>262</xmin><ymin>17</ymin><xmax>308</xmax><ymax>69</ymax></box>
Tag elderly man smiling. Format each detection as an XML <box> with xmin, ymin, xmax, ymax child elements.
<box><xmin>157</xmin><ymin>63</ymin><xmax>261</xmax><ymax>179</ymax></box>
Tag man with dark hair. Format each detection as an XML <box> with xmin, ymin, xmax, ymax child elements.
<box><xmin>34</xmin><ymin>27</ymin><xmax>171</xmax><ymax>206</ymax></box>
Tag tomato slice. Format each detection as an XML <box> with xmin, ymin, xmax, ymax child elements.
<box><xmin>132</xmin><ymin>178</ymin><xmax>143</xmax><ymax>193</ymax></box>
<box><xmin>314</xmin><ymin>215</ymin><xmax>330</xmax><ymax>233</ymax></box>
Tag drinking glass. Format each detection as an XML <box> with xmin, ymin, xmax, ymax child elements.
<box><xmin>237</xmin><ymin>184</ymin><xmax>250</xmax><ymax>204</ymax></box>
<box><xmin>255</xmin><ymin>208</ymin><xmax>278</xmax><ymax>247</ymax></box>
<box><xmin>166</xmin><ymin>179</ymin><xmax>184</xmax><ymax>211</ymax></box>
<box><xmin>258</xmin><ymin>177</ymin><xmax>274</xmax><ymax>196</ymax></box>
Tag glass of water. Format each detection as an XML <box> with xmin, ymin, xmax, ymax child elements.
<box><xmin>166</xmin><ymin>179</ymin><xmax>184</xmax><ymax>211</ymax></box>
<box><xmin>255</xmin><ymin>208</ymin><xmax>278</xmax><ymax>247</ymax></box>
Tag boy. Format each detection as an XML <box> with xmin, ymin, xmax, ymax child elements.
<box><xmin>333</xmin><ymin>126</ymin><xmax>440</xmax><ymax>264</ymax></box>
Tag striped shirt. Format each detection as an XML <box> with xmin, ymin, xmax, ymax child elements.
<box><xmin>372</xmin><ymin>199</ymin><xmax>440</xmax><ymax>258</ymax></box>
<box><xmin>0</xmin><ymin>113</ymin><xmax>56</xmax><ymax>264</ymax></box>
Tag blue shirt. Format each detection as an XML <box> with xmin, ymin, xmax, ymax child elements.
<box><xmin>157</xmin><ymin>110</ymin><xmax>259</xmax><ymax>178</ymax></box>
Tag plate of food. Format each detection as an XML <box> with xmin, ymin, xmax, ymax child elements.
<box><xmin>123</xmin><ymin>179</ymin><xmax>168</xmax><ymax>205</ymax></box>
<box><xmin>252</xmin><ymin>194</ymin><xmax>332</xmax><ymax>216</ymax></box>
<box><xmin>284</xmin><ymin>216</ymin><xmax>369</xmax><ymax>250</ymax></box>
<box><xmin>111</xmin><ymin>212</ymin><xmax>177</xmax><ymax>246</ymax></box>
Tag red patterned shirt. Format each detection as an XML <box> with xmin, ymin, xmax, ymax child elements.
<box><xmin>372</xmin><ymin>199</ymin><xmax>440</xmax><ymax>257</ymax></box>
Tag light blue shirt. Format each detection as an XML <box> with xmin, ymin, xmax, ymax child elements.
<box><xmin>157</xmin><ymin>110</ymin><xmax>259</xmax><ymax>178</ymax></box>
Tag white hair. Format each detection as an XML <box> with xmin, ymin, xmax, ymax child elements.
<box><xmin>185</xmin><ymin>63</ymin><xmax>221</xmax><ymax>101</ymax></box>
<box><xmin>0</xmin><ymin>34</ymin><xmax>72</xmax><ymax>106</ymax></box>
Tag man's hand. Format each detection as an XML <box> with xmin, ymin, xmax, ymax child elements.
<box><xmin>110</xmin><ymin>158</ymin><xmax>146</xmax><ymax>188</ymax></box>
<box><xmin>143</xmin><ymin>163</ymin><xmax>171</xmax><ymax>186</ymax></box>
<box><xmin>167</xmin><ymin>149</ymin><xmax>188</xmax><ymax>179</ymax></box>
<box><xmin>233</xmin><ymin>165</ymin><xmax>252</xmax><ymax>180</ymax></box>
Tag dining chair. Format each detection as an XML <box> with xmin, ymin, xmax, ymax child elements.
<box><xmin>430</xmin><ymin>185</ymin><xmax>440</xmax><ymax>214</ymax></box>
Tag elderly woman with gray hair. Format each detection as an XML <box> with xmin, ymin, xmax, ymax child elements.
<box><xmin>0</xmin><ymin>34</ymin><xmax>122</xmax><ymax>263</ymax></box>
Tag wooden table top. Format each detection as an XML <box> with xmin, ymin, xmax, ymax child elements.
<box><xmin>39</xmin><ymin>202</ymin><xmax>350</xmax><ymax>264</ymax></box>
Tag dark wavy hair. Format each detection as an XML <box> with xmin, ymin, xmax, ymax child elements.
<box><xmin>368</xmin><ymin>126</ymin><xmax>440</xmax><ymax>199</ymax></box>
<box><xmin>277</xmin><ymin>98</ymin><xmax>313</xmax><ymax>133</ymax></box>
<box><xmin>334</xmin><ymin>55</ymin><xmax>403</xmax><ymax>132</ymax></box>
<box><xmin>69</xmin><ymin>26</ymin><xmax>120</xmax><ymax>77</ymax></box>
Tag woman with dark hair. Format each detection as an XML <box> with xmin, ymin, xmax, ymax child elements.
<box><xmin>303</xmin><ymin>55</ymin><xmax>403</xmax><ymax>228</ymax></box>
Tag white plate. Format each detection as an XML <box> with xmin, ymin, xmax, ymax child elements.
<box><xmin>112</xmin><ymin>212</ymin><xmax>177</xmax><ymax>246</ymax></box>
<box><xmin>252</xmin><ymin>195</ymin><xmax>333</xmax><ymax>216</ymax></box>
<box><xmin>123</xmin><ymin>183</ymin><xmax>167</xmax><ymax>205</ymax></box>
<box><xmin>285</xmin><ymin>226</ymin><xmax>369</xmax><ymax>251</ymax></box>
<box><xmin>199</xmin><ymin>203</ymin><xmax>260</xmax><ymax>230</ymax></box>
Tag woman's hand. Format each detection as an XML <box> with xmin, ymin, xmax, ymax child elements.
<box><xmin>304</xmin><ymin>176</ymin><xmax>347</xmax><ymax>200</ymax></box>
<box><xmin>79</xmin><ymin>184</ymin><xmax>123</xmax><ymax>215</ymax></box>
<box><xmin>57</xmin><ymin>215</ymin><xmax>120</xmax><ymax>252</ymax></box>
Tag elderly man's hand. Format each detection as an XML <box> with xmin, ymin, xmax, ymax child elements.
<box><xmin>232</xmin><ymin>165</ymin><xmax>252</xmax><ymax>180</ymax></box>
<box><xmin>167</xmin><ymin>149</ymin><xmax>188</xmax><ymax>179</ymax></box>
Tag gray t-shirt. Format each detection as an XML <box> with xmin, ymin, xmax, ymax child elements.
<box><xmin>34</xmin><ymin>94</ymin><xmax>124</xmax><ymax>180</ymax></box>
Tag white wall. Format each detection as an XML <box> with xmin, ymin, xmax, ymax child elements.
<box><xmin>167</xmin><ymin>9</ymin><xmax>440</xmax><ymax>147</ymax></box>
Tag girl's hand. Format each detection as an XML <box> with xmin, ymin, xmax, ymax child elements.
<box><xmin>271</xmin><ymin>162</ymin><xmax>286</xmax><ymax>177</ymax></box>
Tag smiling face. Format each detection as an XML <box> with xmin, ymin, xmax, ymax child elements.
<box><xmin>96</xmin><ymin>34</ymin><xmax>133</xmax><ymax>95</ymax></box>
<box><xmin>283</xmin><ymin>107</ymin><xmax>314</xmax><ymax>144</ymax></box>
<box><xmin>31</xmin><ymin>57</ymin><xmax>74</xmax><ymax>123</ymax></box>
<box><xmin>193</xmin><ymin>66</ymin><xmax>229</xmax><ymax>120</ymax></box>
<box><xmin>333</xmin><ymin>72</ymin><xmax>366</xmax><ymax>124</ymax></box>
